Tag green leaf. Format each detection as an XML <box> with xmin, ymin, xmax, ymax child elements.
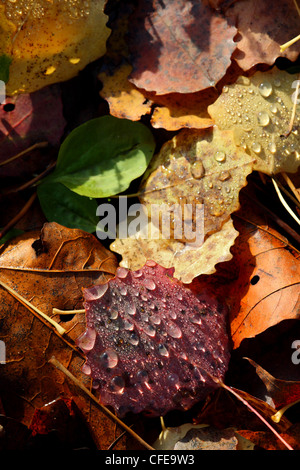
<box><xmin>37</xmin><ymin>182</ymin><xmax>99</xmax><ymax>233</ymax></box>
<box><xmin>45</xmin><ymin>116</ymin><xmax>156</xmax><ymax>198</ymax></box>
<box><xmin>0</xmin><ymin>54</ymin><xmax>12</xmax><ymax>83</ymax></box>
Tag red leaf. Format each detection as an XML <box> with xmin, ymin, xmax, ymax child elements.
<box><xmin>77</xmin><ymin>261</ymin><xmax>230</xmax><ymax>417</ymax></box>
<box><xmin>128</xmin><ymin>0</ymin><xmax>237</xmax><ymax>94</ymax></box>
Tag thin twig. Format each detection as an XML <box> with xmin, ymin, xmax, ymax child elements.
<box><xmin>0</xmin><ymin>142</ymin><xmax>48</xmax><ymax>167</ymax></box>
<box><xmin>0</xmin><ymin>278</ymin><xmax>66</xmax><ymax>335</ymax></box>
<box><xmin>272</xmin><ymin>177</ymin><xmax>300</xmax><ymax>226</ymax></box>
<box><xmin>0</xmin><ymin>191</ymin><xmax>37</xmax><ymax>241</ymax></box>
<box><xmin>281</xmin><ymin>172</ymin><xmax>300</xmax><ymax>205</ymax></box>
<box><xmin>49</xmin><ymin>357</ymin><xmax>155</xmax><ymax>450</ymax></box>
<box><xmin>219</xmin><ymin>381</ymin><xmax>294</xmax><ymax>450</ymax></box>
<box><xmin>3</xmin><ymin>161</ymin><xmax>57</xmax><ymax>195</ymax></box>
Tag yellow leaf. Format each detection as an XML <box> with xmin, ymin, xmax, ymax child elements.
<box><xmin>1</xmin><ymin>0</ymin><xmax>110</xmax><ymax>95</ymax></box>
<box><xmin>208</xmin><ymin>68</ymin><xmax>300</xmax><ymax>174</ymax></box>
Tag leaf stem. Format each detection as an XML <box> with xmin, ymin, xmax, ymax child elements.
<box><xmin>0</xmin><ymin>278</ymin><xmax>66</xmax><ymax>335</ymax></box>
<box><xmin>272</xmin><ymin>399</ymin><xmax>300</xmax><ymax>423</ymax></box>
<box><xmin>218</xmin><ymin>381</ymin><xmax>294</xmax><ymax>450</ymax></box>
<box><xmin>49</xmin><ymin>356</ymin><xmax>155</xmax><ymax>450</ymax></box>
<box><xmin>280</xmin><ymin>34</ymin><xmax>300</xmax><ymax>52</ymax></box>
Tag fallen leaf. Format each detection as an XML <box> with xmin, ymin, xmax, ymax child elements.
<box><xmin>227</xmin><ymin>204</ymin><xmax>300</xmax><ymax>348</ymax></box>
<box><xmin>208</xmin><ymin>68</ymin><xmax>300</xmax><ymax>174</ymax></box>
<box><xmin>99</xmin><ymin>62</ymin><xmax>215</xmax><ymax>130</ymax></box>
<box><xmin>0</xmin><ymin>85</ymin><xmax>66</xmax><ymax>178</ymax></box>
<box><xmin>127</xmin><ymin>0</ymin><xmax>237</xmax><ymax>94</ymax></box>
<box><xmin>173</xmin><ymin>426</ymin><xmax>238</xmax><ymax>450</ymax></box>
<box><xmin>111</xmin><ymin>217</ymin><xmax>239</xmax><ymax>284</ymax></box>
<box><xmin>0</xmin><ymin>0</ymin><xmax>110</xmax><ymax>95</ymax></box>
<box><xmin>226</xmin><ymin>0</ymin><xmax>300</xmax><ymax>70</ymax></box>
<box><xmin>139</xmin><ymin>127</ymin><xmax>254</xmax><ymax>239</ymax></box>
<box><xmin>78</xmin><ymin>261</ymin><xmax>231</xmax><ymax>416</ymax></box>
<box><xmin>246</xmin><ymin>358</ymin><xmax>300</xmax><ymax>410</ymax></box>
<box><xmin>0</xmin><ymin>223</ymin><xmax>120</xmax><ymax>448</ymax></box>
<box><xmin>153</xmin><ymin>422</ymin><xmax>208</xmax><ymax>450</ymax></box>
<box><xmin>111</xmin><ymin>126</ymin><xmax>252</xmax><ymax>282</ymax></box>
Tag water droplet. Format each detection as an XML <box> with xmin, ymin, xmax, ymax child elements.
<box><xmin>268</xmin><ymin>142</ymin><xmax>277</xmax><ymax>154</ymax></box>
<box><xmin>120</xmin><ymin>286</ymin><xmax>127</xmax><ymax>296</ymax></box>
<box><xmin>258</xmin><ymin>81</ymin><xmax>272</xmax><ymax>97</ymax></box>
<box><xmin>158</xmin><ymin>344</ymin><xmax>169</xmax><ymax>357</ymax></box>
<box><xmin>136</xmin><ymin>369</ymin><xmax>149</xmax><ymax>383</ymax></box>
<box><xmin>126</xmin><ymin>304</ymin><xmax>136</xmax><ymax>315</ymax></box>
<box><xmin>132</xmin><ymin>270</ymin><xmax>143</xmax><ymax>278</ymax></box>
<box><xmin>169</xmin><ymin>311</ymin><xmax>177</xmax><ymax>320</ymax></box>
<box><xmin>222</xmin><ymin>86</ymin><xmax>229</xmax><ymax>92</ymax></box>
<box><xmin>81</xmin><ymin>362</ymin><xmax>91</xmax><ymax>375</ymax></box>
<box><xmin>109</xmin><ymin>309</ymin><xmax>118</xmax><ymax>320</ymax></box>
<box><xmin>191</xmin><ymin>161</ymin><xmax>204</xmax><ymax>179</ymax></box>
<box><xmin>77</xmin><ymin>328</ymin><xmax>96</xmax><ymax>352</ymax></box>
<box><xmin>128</xmin><ymin>332</ymin><xmax>139</xmax><ymax>346</ymax></box>
<box><xmin>218</xmin><ymin>171</ymin><xmax>231</xmax><ymax>181</ymax></box>
<box><xmin>85</xmin><ymin>283</ymin><xmax>108</xmax><ymax>300</ymax></box>
<box><xmin>150</xmin><ymin>314</ymin><xmax>161</xmax><ymax>325</ymax></box>
<box><xmin>190</xmin><ymin>314</ymin><xmax>202</xmax><ymax>325</ymax></box>
<box><xmin>270</xmin><ymin>103</ymin><xmax>278</xmax><ymax>114</ymax></box>
<box><xmin>166</xmin><ymin>321</ymin><xmax>182</xmax><ymax>339</ymax></box>
<box><xmin>257</xmin><ymin>111</ymin><xmax>270</xmax><ymax>127</ymax></box>
<box><xmin>143</xmin><ymin>278</ymin><xmax>156</xmax><ymax>290</ymax></box>
<box><xmin>100</xmin><ymin>349</ymin><xmax>118</xmax><ymax>369</ymax></box>
<box><xmin>214</xmin><ymin>151</ymin><xmax>226</xmax><ymax>163</ymax></box>
<box><xmin>168</xmin><ymin>373</ymin><xmax>180</xmax><ymax>387</ymax></box>
<box><xmin>109</xmin><ymin>376</ymin><xmax>125</xmax><ymax>393</ymax></box>
<box><xmin>116</xmin><ymin>267</ymin><xmax>129</xmax><ymax>278</ymax></box>
<box><xmin>251</xmin><ymin>142</ymin><xmax>261</xmax><ymax>154</ymax></box>
<box><xmin>274</xmin><ymin>78</ymin><xmax>281</xmax><ymax>87</ymax></box>
<box><xmin>124</xmin><ymin>319</ymin><xmax>134</xmax><ymax>331</ymax></box>
<box><xmin>146</xmin><ymin>260</ymin><xmax>156</xmax><ymax>267</ymax></box>
<box><xmin>143</xmin><ymin>324</ymin><xmax>156</xmax><ymax>337</ymax></box>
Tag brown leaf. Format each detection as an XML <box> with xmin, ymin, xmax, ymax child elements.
<box><xmin>246</xmin><ymin>358</ymin><xmax>300</xmax><ymax>410</ymax></box>
<box><xmin>0</xmin><ymin>223</ymin><xmax>122</xmax><ymax>449</ymax></box>
<box><xmin>226</xmin><ymin>0</ymin><xmax>300</xmax><ymax>70</ymax></box>
<box><xmin>128</xmin><ymin>0</ymin><xmax>237</xmax><ymax>94</ymax></box>
<box><xmin>227</xmin><ymin>204</ymin><xmax>300</xmax><ymax>348</ymax></box>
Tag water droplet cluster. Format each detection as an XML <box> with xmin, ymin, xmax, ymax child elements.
<box><xmin>77</xmin><ymin>261</ymin><xmax>230</xmax><ymax>417</ymax></box>
<box><xmin>208</xmin><ymin>69</ymin><xmax>300</xmax><ymax>174</ymax></box>
<box><xmin>3</xmin><ymin>0</ymin><xmax>91</xmax><ymax>27</ymax></box>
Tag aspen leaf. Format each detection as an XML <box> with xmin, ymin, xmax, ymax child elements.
<box><xmin>0</xmin><ymin>0</ymin><xmax>110</xmax><ymax>95</ymax></box>
<box><xmin>208</xmin><ymin>68</ymin><xmax>300</xmax><ymax>175</ymax></box>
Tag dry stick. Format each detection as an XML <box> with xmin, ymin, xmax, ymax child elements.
<box><xmin>272</xmin><ymin>177</ymin><xmax>300</xmax><ymax>226</ymax></box>
<box><xmin>49</xmin><ymin>357</ymin><xmax>155</xmax><ymax>451</ymax></box>
<box><xmin>53</xmin><ymin>307</ymin><xmax>85</xmax><ymax>315</ymax></box>
<box><xmin>275</xmin><ymin>177</ymin><xmax>300</xmax><ymax>210</ymax></box>
<box><xmin>281</xmin><ymin>172</ymin><xmax>300</xmax><ymax>205</ymax></box>
<box><xmin>0</xmin><ymin>191</ymin><xmax>37</xmax><ymax>241</ymax></box>
<box><xmin>0</xmin><ymin>278</ymin><xmax>66</xmax><ymax>336</ymax></box>
<box><xmin>0</xmin><ymin>142</ymin><xmax>48</xmax><ymax>168</ymax></box>
<box><xmin>218</xmin><ymin>381</ymin><xmax>294</xmax><ymax>450</ymax></box>
<box><xmin>4</xmin><ymin>161</ymin><xmax>57</xmax><ymax>195</ymax></box>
